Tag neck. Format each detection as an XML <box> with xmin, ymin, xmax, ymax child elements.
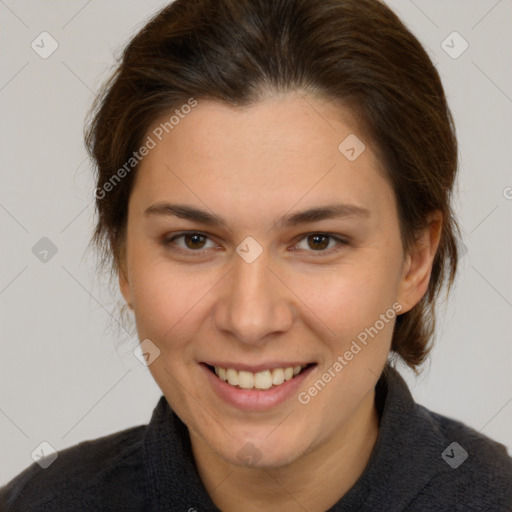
<box><xmin>190</xmin><ymin>388</ymin><xmax>380</xmax><ymax>512</ymax></box>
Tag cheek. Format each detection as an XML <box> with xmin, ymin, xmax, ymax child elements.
<box><xmin>129</xmin><ymin>256</ymin><xmax>207</xmax><ymax>344</ymax></box>
<box><xmin>293</xmin><ymin>259</ymin><xmax>399</xmax><ymax>337</ymax></box>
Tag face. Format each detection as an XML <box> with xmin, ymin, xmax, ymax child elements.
<box><xmin>119</xmin><ymin>92</ymin><xmax>437</xmax><ymax>469</ymax></box>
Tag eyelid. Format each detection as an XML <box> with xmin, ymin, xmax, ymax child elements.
<box><xmin>162</xmin><ymin>230</ymin><xmax>349</xmax><ymax>256</ymax></box>
<box><xmin>162</xmin><ymin>231</ymin><xmax>218</xmax><ymax>253</ymax></box>
<box><xmin>292</xmin><ymin>232</ymin><xmax>348</xmax><ymax>256</ymax></box>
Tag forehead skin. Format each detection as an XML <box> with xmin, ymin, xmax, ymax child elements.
<box><xmin>128</xmin><ymin>92</ymin><xmax>398</xmax><ymax>246</ymax></box>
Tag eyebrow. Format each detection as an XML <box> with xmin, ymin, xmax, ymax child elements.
<box><xmin>144</xmin><ymin>202</ymin><xmax>371</xmax><ymax>230</ymax></box>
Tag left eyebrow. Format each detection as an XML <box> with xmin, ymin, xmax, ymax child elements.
<box><xmin>275</xmin><ymin>203</ymin><xmax>371</xmax><ymax>229</ymax></box>
<box><xmin>143</xmin><ymin>202</ymin><xmax>371</xmax><ymax>230</ymax></box>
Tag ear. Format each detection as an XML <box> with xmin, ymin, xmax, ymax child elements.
<box><xmin>118</xmin><ymin>249</ymin><xmax>133</xmax><ymax>310</ymax></box>
<box><xmin>396</xmin><ymin>210</ymin><xmax>443</xmax><ymax>314</ymax></box>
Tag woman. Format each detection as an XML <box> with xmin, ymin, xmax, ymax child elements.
<box><xmin>2</xmin><ymin>0</ymin><xmax>511</xmax><ymax>510</ymax></box>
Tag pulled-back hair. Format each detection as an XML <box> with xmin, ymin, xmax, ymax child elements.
<box><xmin>85</xmin><ymin>0</ymin><xmax>462</xmax><ymax>374</ymax></box>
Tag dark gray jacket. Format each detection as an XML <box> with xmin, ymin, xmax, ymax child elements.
<box><xmin>2</xmin><ymin>363</ymin><xmax>511</xmax><ymax>511</ymax></box>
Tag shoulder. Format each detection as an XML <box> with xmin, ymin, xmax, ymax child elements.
<box><xmin>412</xmin><ymin>403</ymin><xmax>512</xmax><ymax>511</ymax></box>
<box><xmin>0</xmin><ymin>424</ymin><xmax>147</xmax><ymax>512</ymax></box>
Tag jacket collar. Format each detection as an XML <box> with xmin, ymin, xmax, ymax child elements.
<box><xmin>330</xmin><ymin>363</ymin><xmax>447</xmax><ymax>510</ymax></box>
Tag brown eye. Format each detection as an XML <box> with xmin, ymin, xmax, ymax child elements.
<box><xmin>162</xmin><ymin>231</ymin><xmax>347</xmax><ymax>258</ymax></box>
<box><xmin>307</xmin><ymin>234</ymin><xmax>330</xmax><ymax>250</ymax></box>
<box><xmin>182</xmin><ymin>233</ymin><xmax>207</xmax><ymax>250</ymax></box>
<box><xmin>294</xmin><ymin>233</ymin><xmax>348</xmax><ymax>255</ymax></box>
<box><xmin>163</xmin><ymin>232</ymin><xmax>215</xmax><ymax>253</ymax></box>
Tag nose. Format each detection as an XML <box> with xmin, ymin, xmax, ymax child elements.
<box><xmin>214</xmin><ymin>248</ymin><xmax>294</xmax><ymax>346</ymax></box>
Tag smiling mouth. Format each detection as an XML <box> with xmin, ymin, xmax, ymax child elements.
<box><xmin>204</xmin><ymin>363</ymin><xmax>317</xmax><ymax>391</ymax></box>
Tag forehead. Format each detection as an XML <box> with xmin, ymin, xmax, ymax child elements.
<box><xmin>146</xmin><ymin>93</ymin><xmax>370</xmax><ymax>165</ymax></box>
<box><xmin>131</xmin><ymin>93</ymin><xmax>395</xmax><ymax>226</ymax></box>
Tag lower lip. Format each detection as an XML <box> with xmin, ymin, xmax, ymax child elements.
<box><xmin>200</xmin><ymin>363</ymin><xmax>316</xmax><ymax>411</ymax></box>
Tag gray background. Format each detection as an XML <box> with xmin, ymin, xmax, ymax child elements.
<box><xmin>1</xmin><ymin>0</ymin><xmax>511</xmax><ymax>484</ymax></box>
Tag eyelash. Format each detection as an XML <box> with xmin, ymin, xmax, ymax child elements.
<box><xmin>161</xmin><ymin>231</ymin><xmax>348</xmax><ymax>257</ymax></box>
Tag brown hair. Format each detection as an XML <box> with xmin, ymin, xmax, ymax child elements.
<box><xmin>85</xmin><ymin>0</ymin><xmax>462</xmax><ymax>374</ymax></box>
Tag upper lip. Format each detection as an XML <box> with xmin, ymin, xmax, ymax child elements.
<box><xmin>202</xmin><ymin>361</ymin><xmax>316</xmax><ymax>373</ymax></box>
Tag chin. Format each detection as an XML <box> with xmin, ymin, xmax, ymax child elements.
<box><xmin>216</xmin><ymin>428</ymin><xmax>311</xmax><ymax>470</ymax></box>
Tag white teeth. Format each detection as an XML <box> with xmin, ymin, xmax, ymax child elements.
<box><xmin>284</xmin><ymin>367</ymin><xmax>294</xmax><ymax>380</ymax></box>
<box><xmin>272</xmin><ymin>368</ymin><xmax>284</xmax><ymax>385</ymax></box>
<box><xmin>226</xmin><ymin>368</ymin><xmax>239</xmax><ymax>386</ymax></box>
<box><xmin>254</xmin><ymin>370</ymin><xmax>273</xmax><ymax>390</ymax></box>
<box><xmin>238</xmin><ymin>371</ymin><xmax>254</xmax><ymax>389</ymax></box>
<box><xmin>212</xmin><ymin>364</ymin><xmax>308</xmax><ymax>390</ymax></box>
